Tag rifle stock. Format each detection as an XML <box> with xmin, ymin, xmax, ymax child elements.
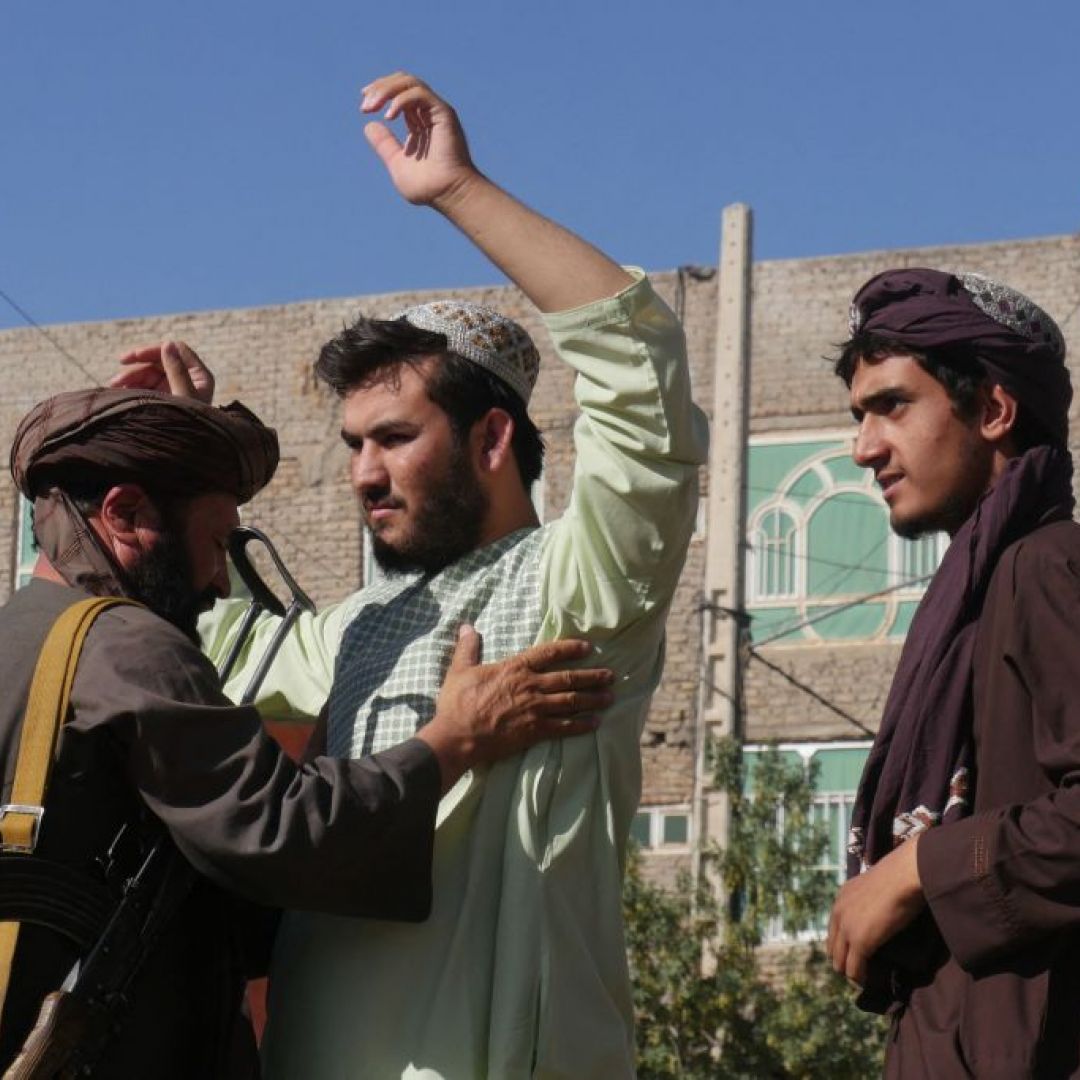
<box><xmin>3</xmin><ymin>990</ymin><xmax>99</xmax><ymax>1079</ymax></box>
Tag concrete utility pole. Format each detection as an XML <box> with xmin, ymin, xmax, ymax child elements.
<box><xmin>692</xmin><ymin>203</ymin><xmax>753</xmax><ymax>885</ymax></box>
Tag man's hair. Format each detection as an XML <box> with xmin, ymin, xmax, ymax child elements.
<box><xmin>833</xmin><ymin>330</ymin><xmax>1054</xmax><ymax>452</ymax></box>
<box><xmin>315</xmin><ymin>317</ymin><xmax>545</xmax><ymax>486</ymax></box>
<box><xmin>36</xmin><ymin>467</ymin><xmax>183</xmax><ymax>521</ymax></box>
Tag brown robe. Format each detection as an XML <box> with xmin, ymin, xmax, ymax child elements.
<box><xmin>0</xmin><ymin>580</ymin><xmax>442</xmax><ymax>1077</ymax></box>
<box><xmin>887</xmin><ymin>520</ymin><xmax>1080</xmax><ymax>1078</ymax></box>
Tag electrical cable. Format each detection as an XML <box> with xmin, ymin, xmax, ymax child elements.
<box><xmin>746</xmin><ymin>648</ymin><xmax>876</xmax><ymax>738</ymax></box>
<box><xmin>751</xmin><ymin>570</ymin><xmax>933</xmax><ymax>647</ymax></box>
<box><xmin>0</xmin><ymin>286</ymin><xmax>98</xmax><ymax>386</ymax></box>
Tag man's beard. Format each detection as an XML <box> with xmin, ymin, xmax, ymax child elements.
<box><xmin>890</xmin><ymin>465</ymin><xmax>988</xmax><ymax>541</ymax></box>
<box><xmin>369</xmin><ymin>441</ymin><xmax>489</xmax><ymax>575</ymax></box>
<box><xmin>125</xmin><ymin>529</ymin><xmax>216</xmax><ymax>643</ymax></box>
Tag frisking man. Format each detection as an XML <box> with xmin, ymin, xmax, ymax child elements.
<box><xmin>0</xmin><ymin>382</ymin><xmax>612</xmax><ymax>1077</ymax></box>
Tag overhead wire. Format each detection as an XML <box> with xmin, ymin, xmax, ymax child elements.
<box><xmin>751</xmin><ymin>570</ymin><xmax>933</xmax><ymax>647</ymax></box>
<box><xmin>263</xmin><ymin>530</ymin><xmax>362</xmax><ymax>599</ymax></box>
<box><xmin>0</xmin><ymin>286</ymin><xmax>99</xmax><ymax>386</ymax></box>
<box><xmin>743</xmin><ymin>540</ymin><xmax>933</xmax><ymax>581</ymax></box>
<box><xmin>0</xmin><ymin>285</ymin><xmax>371</xmax><ymax>598</ymax></box>
<box><xmin>744</xmin><ymin>479</ymin><xmax>883</xmax><ymax>510</ymax></box>
<box><xmin>743</xmin><ymin>532</ymin><xmax>894</xmax><ymax>644</ymax></box>
<box><xmin>746</xmin><ymin>649</ymin><xmax>876</xmax><ymax>738</ymax></box>
<box><xmin>698</xmin><ymin>565</ymin><xmax>932</xmax><ymax>739</ymax></box>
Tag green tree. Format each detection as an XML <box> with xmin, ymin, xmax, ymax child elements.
<box><xmin>624</xmin><ymin>739</ymin><xmax>887</xmax><ymax>1078</ymax></box>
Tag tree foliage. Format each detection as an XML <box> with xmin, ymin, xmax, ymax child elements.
<box><xmin>624</xmin><ymin>739</ymin><xmax>887</xmax><ymax>1078</ymax></box>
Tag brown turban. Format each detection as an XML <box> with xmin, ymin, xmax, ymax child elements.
<box><xmin>9</xmin><ymin>389</ymin><xmax>279</xmax><ymax>596</ymax></box>
<box><xmin>849</xmin><ymin>268</ymin><xmax>1071</xmax><ymax>446</ymax></box>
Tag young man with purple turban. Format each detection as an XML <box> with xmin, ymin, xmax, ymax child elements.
<box><xmin>826</xmin><ymin>268</ymin><xmax>1080</xmax><ymax>1076</ymax></box>
<box><xmin>0</xmin><ymin>385</ymin><xmax>612</xmax><ymax>1076</ymax></box>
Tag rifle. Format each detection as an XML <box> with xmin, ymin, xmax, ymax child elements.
<box><xmin>4</xmin><ymin>528</ymin><xmax>314</xmax><ymax>1079</ymax></box>
<box><xmin>5</xmin><ymin>836</ymin><xmax>192</xmax><ymax>1079</ymax></box>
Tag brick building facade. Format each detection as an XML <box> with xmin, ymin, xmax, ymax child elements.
<box><xmin>3</xmin><ymin>224</ymin><xmax>1078</xmax><ymax>889</ymax></box>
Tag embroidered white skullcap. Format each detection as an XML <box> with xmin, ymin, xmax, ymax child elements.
<box><xmin>395</xmin><ymin>300</ymin><xmax>540</xmax><ymax>404</ymax></box>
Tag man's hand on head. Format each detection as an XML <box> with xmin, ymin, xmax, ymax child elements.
<box><xmin>418</xmin><ymin>626</ymin><xmax>614</xmax><ymax>793</ymax></box>
<box><xmin>108</xmin><ymin>340</ymin><xmax>215</xmax><ymax>403</ymax></box>
<box><xmin>826</xmin><ymin>835</ymin><xmax>927</xmax><ymax>986</ymax></box>
<box><xmin>360</xmin><ymin>72</ymin><xmax>480</xmax><ymax>212</ymax></box>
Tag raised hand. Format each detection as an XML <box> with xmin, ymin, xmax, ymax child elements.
<box><xmin>358</xmin><ymin>71</ymin><xmax>630</xmax><ymax>312</ymax></box>
<box><xmin>108</xmin><ymin>340</ymin><xmax>216</xmax><ymax>403</ymax></box>
<box><xmin>360</xmin><ymin>72</ymin><xmax>478</xmax><ymax>209</ymax></box>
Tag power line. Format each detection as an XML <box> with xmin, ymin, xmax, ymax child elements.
<box><xmin>699</xmin><ymin>566</ymin><xmax>933</xmax><ymax>649</ymax></box>
<box><xmin>748</xmin><ymin>542</ymin><xmax>928</xmax><ymax>581</ymax></box>
<box><xmin>247</xmin><ymin>525</ymin><xmax>360</xmax><ymax>600</ymax></box>
<box><xmin>752</xmin><ymin>571</ymin><xmax>933</xmax><ymax>647</ymax></box>
<box><xmin>696</xmin><ymin>606</ymin><xmax>878</xmax><ymax>739</ymax></box>
<box><xmin>740</xmin><ymin>533</ymin><xmax>892</xmax><ymax>644</ymax></box>
<box><xmin>747</xmin><ymin>648</ymin><xmax>876</xmax><ymax>738</ymax></box>
<box><xmin>790</xmin><ymin>532</ymin><xmax>889</xmax><ymax>605</ymax></box>
<box><xmin>699</xmin><ymin>675</ymin><xmax>739</xmax><ymax>709</ymax></box>
<box><xmin>0</xmin><ymin>286</ymin><xmax>98</xmax><ymax>386</ymax></box>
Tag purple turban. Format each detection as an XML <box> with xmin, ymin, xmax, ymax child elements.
<box><xmin>849</xmin><ymin>268</ymin><xmax>1071</xmax><ymax>445</ymax></box>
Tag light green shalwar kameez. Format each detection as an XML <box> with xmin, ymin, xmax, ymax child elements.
<box><xmin>203</xmin><ymin>271</ymin><xmax>709</xmax><ymax>1079</ymax></box>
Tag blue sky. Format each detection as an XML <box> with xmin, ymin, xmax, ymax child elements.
<box><xmin>2</xmin><ymin>1</ymin><xmax>1077</xmax><ymax>331</ymax></box>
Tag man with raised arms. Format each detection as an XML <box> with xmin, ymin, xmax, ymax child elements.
<box><xmin>194</xmin><ymin>72</ymin><xmax>707</xmax><ymax>1078</ymax></box>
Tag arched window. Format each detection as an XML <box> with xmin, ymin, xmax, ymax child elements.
<box><xmin>749</xmin><ymin>506</ymin><xmax>798</xmax><ymax>600</ymax></box>
<box><xmin>746</xmin><ymin>435</ymin><xmax>945</xmax><ymax>644</ymax></box>
<box><xmin>891</xmin><ymin>531</ymin><xmax>947</xmax><ymax>585</ymax></box>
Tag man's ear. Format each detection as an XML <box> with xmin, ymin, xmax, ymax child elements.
<box><xmin>473</xmin><ymin>409</ymin><xmax>516</xmax><ymax>475</ymax></box>
<box><xmin>980</xmin><ymin>383</ymin><xmax>1020</xmax><ymax>447</ymax></box>
<box><xmin>97</xmin><ymin>484</ymin><xmax>159</xmax><ymax>546</ymax></box>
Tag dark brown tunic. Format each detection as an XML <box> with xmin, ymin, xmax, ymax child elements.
<box><xmin>888</xmin><ymin>521</ymin><xmax>1080</xmax><ymax>1078</ymax></box>
<box><xmin>0</xmin><ymin>580</ymin><xmax>442</xmax><ymax>1077</ymax></box>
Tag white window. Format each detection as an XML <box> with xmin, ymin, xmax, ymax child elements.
<box><xmin>748</xmin><ymin>506</ymin><xmax>799</xmax><ymax>600</ymax></box>
<box><xmin>746</xmin><ymin>434</ymin><xmax>949</xmax><ymax>643</ymax></box>
<box><xmin>743</xmin><ymin>741</ymin><xmax>871</xmax><ymax>943</ymax></box>
<box><xmin>630</xmin><ymin>805</ymin><xmax>691</xmax><ymax>852</ymax></box>
<box><xmin>15</xmin><ymin>498</ymin><xmax>36</xmax><ymax>589</ymax></box>
<box><xmin>891</xmin><ymin>530</ymin><xmax>947</xmax><ymax>588</ymax></box>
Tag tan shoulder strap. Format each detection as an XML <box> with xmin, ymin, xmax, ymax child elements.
<box><xmin>0</xmin><ymin>596</ymin><xmax>140</xmax><ymax>1018</ymax></box>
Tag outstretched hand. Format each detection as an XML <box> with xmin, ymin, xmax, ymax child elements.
<box><xmin>419</xmin><ymin>626</ymin><xmax>614</xmax><ymax>792</ymax></box>
<box><xmin>108</xmin><ymin>340</ymin><xmax>215</xmax><ymax>403</ymax></box>
<box><xmin>360</xmin><ymin>72</ymin><xmax>479</xmax><ymax>209</ymax></box>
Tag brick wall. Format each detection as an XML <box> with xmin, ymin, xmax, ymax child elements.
<box><xmin>0</xmin><ymin>269</ymin><xmax>719</xmax><ymax>813</ymax></box>
<box><xmin>4</xmin><ymin>229</ymin><xmax>1078</xmax><ymax>812</ymax></box>
<box><xmin>742</xmin><ymin>232</ymin><xmax>1080</xmax><ymax>746</ymax></box>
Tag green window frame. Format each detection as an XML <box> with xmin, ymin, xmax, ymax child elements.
<box><xmin>746</xmin><ymin>434</ymin><xmax>947</xmax><ymax>643</ymax></box>
<box><xmin>630</xmin><ymin>805</ymin><xmax>692</xmax><ymax>852</ymax></box>
<box><xmin>15</xmin><ymin>498</ymin><xmax>36</xmax><ymax>589</ymax></box>
<box><xmin>744</xmin><ymin>741</ymin><xmax>871</xmax><ymax>942</ymax></box>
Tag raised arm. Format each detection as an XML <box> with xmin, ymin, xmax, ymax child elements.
<box><xmin>360</xmin><ymin>72</ymin><xmax>632</xmax><ymax>312</ymax></box>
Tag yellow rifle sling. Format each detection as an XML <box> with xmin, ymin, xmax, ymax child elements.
<box><xmin>0</xmin><ymin>596</ymin><xmax>139</xmax><ymax>1022</ymax></box>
